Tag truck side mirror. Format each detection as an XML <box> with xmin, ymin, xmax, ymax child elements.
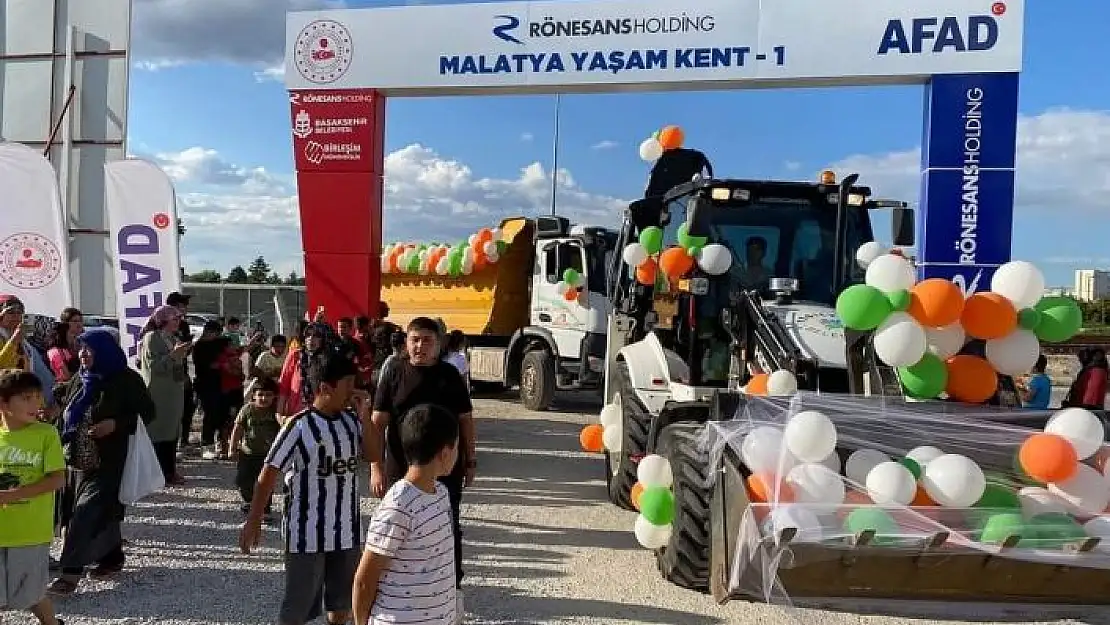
<box><xmin>892</xmin><ymin>206</ymin><xmax>915</xmax><ymax>247</ymax></box>
<box><xmin>686</xmin><ymin>196</ymin><xmax>712</xmax><ymax>238</ymax></box>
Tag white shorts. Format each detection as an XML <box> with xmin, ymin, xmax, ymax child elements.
<box><xmin>0</xmin><ymin>544</ymin><xmax>50</xmax><ymax>610</ymax></box>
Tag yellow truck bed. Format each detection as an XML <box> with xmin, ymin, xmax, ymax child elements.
<box><xmin>381</xmin><ymin>218</ymin><xmax>535</xmax><ymax>336</ymax></box>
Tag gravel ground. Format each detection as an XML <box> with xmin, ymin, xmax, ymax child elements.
<box><xmin>2</xmin><ymin>391</ymin><xmax>1105</xmax><ymax>625</ymax></box>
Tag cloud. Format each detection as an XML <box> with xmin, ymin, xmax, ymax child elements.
<box><xmin>591</xmin><ymin>140</ymin><xmax>619</xmax><ymax>150</ymax></box>
<box><xmin>143</xmin><ymin>147</ymin><xmax>292</xmax><ymax>196</ymax></box>
<box><xmin>783</xmin><ymin>161</ymin><xmax>802</xmax><ymax>171</ymax></box>
<box><xmin>519</xmin><ymin>132</ymin><xmax>534</xmax><ymax>142</ymax></box>
<box><xmin>254</xmin><ymin>65</ymin><xmax>285</xmax><ymax>83</ymax></box>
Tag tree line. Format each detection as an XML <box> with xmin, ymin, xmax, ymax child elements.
<box><xmin>184</xmin><ymin>256</ymin><xmax>306</xmax><ymax>286</ymax></box>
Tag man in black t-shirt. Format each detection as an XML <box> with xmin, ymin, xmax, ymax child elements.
<box><xmin>370</xmin><ymin>316</ymin><xmax>475</xmax><ymax>588</ymax></box>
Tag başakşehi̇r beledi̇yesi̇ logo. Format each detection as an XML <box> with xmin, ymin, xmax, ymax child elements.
<box><xmin>294</xmin><ymin>19</ymin><xmax>354</xmax><ymax>84</ymax></box>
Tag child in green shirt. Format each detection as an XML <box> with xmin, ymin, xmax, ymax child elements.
<box><xmin>228</xmin><ymin>377</ymin><xmax>282</xmax><ymax>517</ymax></box>
<box><xmin>0</xmin><ymin>369</ymin><xmax>65</xmax><ymax>625</ymax></box>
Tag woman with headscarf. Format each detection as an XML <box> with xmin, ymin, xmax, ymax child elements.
<box><xmin>47</xmin><ymin>329</ymin><xmax>155</xmax><ymax>595</ymax></box>
<box><xmin>1065</xmin><ymin>347</ymin><xmax>1109</xmax><ymax>410</ymax></box>
<box><xmin>276</xmin><ymin>322</ymin><xmax>337</xmax><ymax>417</ymax></box>
<box><xmin>47</xmin><ymin>308</ymin><xmax>84</xmax><ymax>382</ymax></box>
<box><xmin>139</xmin><ymin>305</ymin><xmax>190</xmax><ymax>484</ymax></box>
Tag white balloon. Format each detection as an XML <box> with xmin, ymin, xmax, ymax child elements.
<box><xmin>1018</xmin><ymin>486</ymin><xmax>1069</xmax><ymax>519</ymax></box>
<box><xmin>785</xmin><ymin>463</ymin><xmax>846</xmax><ymax>505</ymax></box>
<box><xmin>622</xmin><ymin>243</ymin><xmax>649</xmax><ymax>267</ymax></box>
<box><xmin>906</xmin><ymin>445</ymin><xmax>945</xmax><ymax>468</ymax></box>
<box><xmin>855</xmin><ymin>241</ymin><xmax>887</xmax><ymax>270</ymax></box>
<box><xmin>633</xmin><ymin>514</ymin><xmax>672</xmax><ymax>549</ymax></box>
<box><xmin>1045</xmin><ymin>408</ymin><xmax>1105</xmax><ymax>460</ymax></box>
<box><xmin>555</xmin><ymin>281</ymin><xmax>570</xmax><ymax>296</ymax></box>
<box><xmin>637</xmin><ymin>454</ymin><xmax>673</xmax><ymax>489</ymax></box>
<box><xmin>1048</xmin><ymin>464</ymin><xmax>1110</xmax><ymax>516</ymax></box>
<box><xmin>435</xmin><ymin>257</ymin><xmax>450</xmax><ymax>275</ymax></box>
<box><xmin>864</xmin><ymin>253</ymin><xmax>917</xmax><ymax>293</ymax></box>
<box><xmin>463</xmin><ymin>248</ymin><xmax>475</xmax><ymax>264</ymax></box>
<box><xmin>601</xmin><ymin>424</ymin><xmax>622</xmax><ymax>452</ymax></box>
<box><xmin>599</xmin><ymin>403</ymin><xmax>621</xmax><ymax>429</ymax></box>
<box><xmin>783</xmin><ymin>410</ymin><xmax>838</xmax><ymax>463</ymax></box>
<box><xmin>926</xmin><ymin>323</ymin><xmax>967</xmax><ymax>359</ymax></box>
<box><xmin>461</xmin><ymin>260</ymin><xmax>474</xmax><ymax>275</ymax></box>
<box><xmin>767</xmin><ymin>505</ymin><xmax>824</xmax><ymax>544</ymax></box>
<box><xmin>696</xmin><ymin>243</ymin><xmax>732</xmax><ymax>275</ymax></box>
<box><xmin>1082</xmin><ymin>516</ymin><xmax>1110</xmax><ymax>544</ymax></box>
<box><xmin>872</xmin><ymin>312</ymin><xmax>927</xmax><ymax>367</ymax></box>
<box><xmin>483</xmin><ymin>241</ymin><xmax>498</xmax><ymax>257</ymax></box>
<box><xmin>467</xmin><ymin>234</ymin><xmax>478</xmax><ymax>247</ymax></box>
<box><xmin>380</xmin><ymin>256</ymin><xmax>391</xmax><ymax>273</ymax></box>
<box><xmin>866</xmin><ymin>461</ymin><xmax>918</xmax><ymax>506</ymax></box>
<box><xmin>991</xmin><ymin>260</ymin><xmax>1046</xmax><ymax>310</ymax></box>
<box><xmin>985</xmin><ymin>329</ymin><xmax>1040</xmax><ymax>376</ymax></box>
<box><xmin>922</xmin><ymin>454</ymin><xmax>986</xmax><ymax>508</ymax></box>
<box><xmin>845</xmin><ymin>449</ymin><xmax>892</xmax><ymax>486</ymax></box>
<box><xmin>766</xmin><ymin>370</ymin><xmax>798</xmax><ymax>396</ymax></box>
<box><xmin>639</xmin><ymin>137</ymin><xmax>664</xmax><ymax>162</ymax></box>
<box><xmin>486</xmin><ymin>250</ymin><xmax>500</xmax><ymax>263</ymax></box>
<box><xmin>818</xmin><ymin>449</ymin><xmax>842</xmax><ymax>475</ymax></box>
<box><xmin>741</xmin><ymin>426</ymin><xmax>794</xmax><ymax>477</ymax></box>
<box><xmin>419</xmin><ymin>249</ymin><xmax>429</xmax><ymax>261</ymax></box>
<box><xmin>418</xmin><ymin>258</ymin><xmax>430</xmax><ymax>275</ymax></box>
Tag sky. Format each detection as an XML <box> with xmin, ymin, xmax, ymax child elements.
<box><xmin>127</xmin><ymin>0</ymin><xmax>1110</xmax><ymax>287</ymax></box>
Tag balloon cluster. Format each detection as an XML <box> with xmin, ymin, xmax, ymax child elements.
<box><xmin>621</xmin><ymin>224</ymin><xmax>733</xmax><ymax>287</ymax></box>
<box><xmin>382</xmin><ymin>227</ymin><xmax>509</xmax><ymax>277</ymax></box>
<box><xmin>638</xmin><ymin>125</ymin><xmax>684</xmax><ymax>163</ymax></box>
<box><xmin>836</xmin><ymin>244</ymin><xmax>1084</xmax><ymax>402</ymax></box>
<box><xmin>744</xmin><ymin>369</ymin><xmax>799</xmax><ymax>397</ymax></box>
<box><xmin>630</xmin><ymin>455</ymin><xmax>677</xmax><ymax>549</ymax></box>
<box><xmin>556</xmin><ymin>268</ymin><xmax>586</xmax><ymax>304</ymax></box>
<box><xmin>580</xmin><ymin>402</ymin><xmax>622</xmax><ymax>456</ymax></box>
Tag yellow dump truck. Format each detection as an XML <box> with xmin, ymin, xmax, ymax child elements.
<box><xmin>382</xmin><ymin>215</ymin><xmax>619</xmax><ymax>410</ymax></box>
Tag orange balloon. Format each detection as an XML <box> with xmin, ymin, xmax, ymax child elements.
<box><xmin>631</xmin><ymin>482</ymin><xmax>646</xmax><ymax>510</ymax></box>
<box><xmin>911</xmin><ymin>485</ymin><xmax>937</xmax><ymax>506</ymax></box>
<box><xmin>658</xmin><ymin>125</ymin><xmax>684</xmax><ymax>150</ymax></box>
<box><xmin>658</xmin><ymin>246</ymin><xmax>695</xmax><ymax>280</ymax></box>
<box><xmin>563</xmin><ymin>288</ymin><xmax>578</xmax><ymax>302</ymax></box>
<box><xmin>746</xmin><ymin>473</ymin><xmax>794</xmax><ymax>504</ymax></box>
<box><xmin>635</xmin><ymin>258</ymin><xmax>658</xmax><ymax>286</ymax></box>
<box><xmin>961</xmin><ymin>292</ymin><xmax>1017</xmax><ymax>339</ymax></box>
<box><xmin>476</xmin><ymin>228</ymin><xmax>493</xmax><ymax>244</ymax></box>
<box><xmin>579</xmin><ymin>424</ymin><xmax>604</xmax><ymax>453</ymax></box>
<box><xmin>944</xmin><ymin>355</ymin><xmax>997</xmax><ymax>403</ymax></box>
<box><xmin>908</xmin><ymin>279</ymin><xmax>965</xmax><ymax>328</ymax></box>
<box><xmin>1019</xmin><ymin>433</ymin><xmax>1079</xmax><ymax>483</ymax></box>
<box><xmin>746</xmin><ymin>373</ymin><xmax>769</xmax><ymax>396</ymax></box>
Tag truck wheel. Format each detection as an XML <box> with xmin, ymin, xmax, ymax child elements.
<box><xmin>654</xmin><ymin>421</ymin><xmax>711</xmax><ymax>593</ymax></box>
<box><xmin>520</xmin><ymin>350</ymin><xmax>556</xmax><ymax>411</ymax></box>
<box><xmin>605</xmin><ymin>361</ymin><xmax>650</xmax><ymax>511</ymax></box>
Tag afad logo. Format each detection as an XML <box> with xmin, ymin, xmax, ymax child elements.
<box><xmin>493</xmin><ymin>15</ymin><xmax>524</xmax><ymax>45</ymax></box>
<box><xmin>877</xmin><ymin>2</ymin><xmax>1005</xmax><ymax>55</ymax></box>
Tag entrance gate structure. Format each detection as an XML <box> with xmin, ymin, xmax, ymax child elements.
<box><xmin>283</xmin><ymin>0</ymin><xmax>1024</xmax><ymax>318</ymax></box>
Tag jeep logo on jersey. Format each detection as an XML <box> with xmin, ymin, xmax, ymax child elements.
<box><xmin>877</xmin><ymin>16</ymin><xmax>999</xmax><ymax>55</ymax></box>
<box><xmin>317</xmin><ymin>456</ymin><xmax>360</xmax><ymax>477</ymax></box>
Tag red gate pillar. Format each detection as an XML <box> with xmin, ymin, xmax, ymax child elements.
<box><xmin>288</xmin><ymin>89</ymin><xmax>386</xmax><ymax>321</ymax></box>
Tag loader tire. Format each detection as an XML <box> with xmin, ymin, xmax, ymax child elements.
<box><xmin>605</xmin><ymin>361</ymin><xmax>650</xmax><ymax>511</ymax></box>
<box><xmin>654</xmin><ymin>421</ymin><xmax>711</xmax><ymax>593</ymax></box>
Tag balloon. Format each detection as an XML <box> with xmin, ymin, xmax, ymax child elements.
<box><xmin>1045</xmin><ymin>408</ymin><xmax>1105</xmax><ymax>460</ymax></box>
<box><xmin>900</xmin><ymin>458</ymin><xmax>923</xmax><ymax>480</ymax></box>
<box><xmin>897</xmin><ymin>352</ymin><xmax>947</xmax><ymax>398</ymax></box>
<box><xmin>1034</xmin><ymin>296</ymin><xmax>1084</xmax><ymax>344</ymax></box>
<box><xmin>866</xmin><ymin>461</ymin><xmax>918</xmax><ymax>506</ymax></box>
<box><xmin>767</xmin><ymin>505</ymin><xmax>823</xmax><ymax>543</ymax></box>
<box><xmin>835</xmin><ymin>284</ymin><xmax>894</xmax><ymax>331</ymax></box>
<box><xmin>783</xmin><ymin>410</ymin><xmax>838</xmax><ymax>463</ymax></box>
<box><xmin>635</xmin><ymin>258</ymin><xmax>658</xmax><ymax>286</ymax></box>
<box><xmin>696</xmin><ymin>243</ymin><xmax>732</xmax><ymax>275</ymax></box>
<box><xmin>639</xmin><ymin>486</ymin><xmax>676</xmax><ymax>526</ymax></box>
<box><xmin>906</xmin><ymin>446</ymin><xmax>945</xmax><ymax>468</ymax></box>
<box><xmin>747</xmin><ymin>473</ymin><xmax>794</xmax><ymax>503</ymax></box>
<box><xmin>864</xmin><ymin>253</ymin><xmax>917</xmax><ymax>294</ymax></box>
<box><xmin>633</xmin><ymin>514</ymin><xmax>672</xmax><ymax>549</ymax></box>
<box><xmin>975</xmin><ymin>483</ymin><xmax>1021</xmax><ymax>510</ymax></box>
<box><xmin>638</xmin><ymin>227</ymin><xmax>664</xmax><ymax>255</ymax></box>
<box><xmin>639</xmin><ymin>137</ymin><xmax>664</xmax><ymax>162</ymax></box>
<box><xmin>741</xmin><ymin>426</ymin><xmax>793</xmax><ymax>477</ymax></box>
<box><xmin>845</xmin><ymin>449</ymin><xmax>891</xmax><ymax>486</ymax></box>
<box><xmin>637</xmin><ymin>454</ymin><xmax>673</xmax><ymax>489</ymax></box>
<box><xmin>984</xmin><ymin>328</ymin><xmax>1040</xmax><ymax>376</ymax></box>
<box><xmin>562</xmin><ymin>268</ymin><xmax>581</xmax><ymax>285</ymax></box>
<box><xmin>855</xmin><ymin>241</ymin><xmax>887</xmax><ymax>269</ymax></box>
<box><xmin>926</xmin><ymin>323</ymin><xmax>967</xmax><ymax>360</ymax></box>
<box><xmin>887</xmin><ymin>289</ymin><xmax>911</xmax><ymax>312</ymax></box>
<box><xmin>601</xmin><ymin>424</ymin><xmax>622</xmax><ymax>452</ymax></box>
<box><xmin>818</xmin><ymin>449</ymin><xmax>842</xmax><ymax>475</ymax></box>
<box><xmin>657</xmin><ymin>125</ymin><xmax>684</xmax><ymax>150</ymax></box>
<box><xmin>785</xmin><ymin>463</ymin><xmax>846</xmax><ymax>505</ymax></box>
<box><xmin>1027</xmin><ymin>512</ymin><xmax>1086</xmax><ymax>548</ymax></box>
<box><xmin>631</xmin><ymin>482</ymin><xmax>645</xmax><ymax>510</ymax></box>
<box><xmin>766</xmin><ymin>370</ymin><xmax>798</xmax><ymax>396</ymax></box>
<box><xmin>844</xmin><ymin>507</ymin><xmax>900</xmax><ymax>540</ymax></box>
<box><xmin>599</xmin><ymin>403</ymin><xmax>621</xmax><ymax>429</ymax></box>
<box><xmin>944</xmin><ymin>355</ymin><xmax>997</xmax><ymax>404</ymax></box>
<box><xmin>579</xmin><ymin>424</ymin><xmax>604</xmax><ymax>453</ymax></box>
<box><xmin>622</xmin><ymin>243</ymin><xmax>649</xmax><ymax>267</ymax></box>
<box><xmin>380</xmin><ymin>256</ymin><xmax>390</xmax><ymax>273</ymax></box>
<box><xmin>872</xmin><ymin>312</ymin><xmax>927</xmax><ymax>368</ymax></box>
<box><xmin>991</xmin><ymin>261</ymin><xmax>1046</xmax><ymax>310</ymax></box>
<box><xmin>1017</xmin><ymin>486</ymin><xmax>1069</xmax><ymax>519</ymax></box>
<box><xmin>1082</xmin><ymin>516</ymin><xmax>1110</xmax><ymax>541</ymax></box>
<box><xmin>563</xmin><ymin>288</ymin><xmax>578</xmax><ymax>302</ymax></box>
<box><xmin>923</xmin><ymin>454</ymin><xmax>987</xmax><ymax>508</ymax></box>
<box><xmin>676</xmin><ymin>222</ymin><xmax>708</xmax><ymax>251</ymax></box>
<box><xmin>961</xmin><ymin>292</ymin><xmax>1017</xmax><ymax>340</ymax></box>
<box><xmin>1018</xmin><ymin>433</ymin><xmax>1078</xmax><ymax>483</ymax></box>
<box><xmin>482</xmin><ymin>240</ymin><xmax>498</xmax><ymax>258</ymax></box>
<box><xmin>1017</xmin><ymin>307</ymin><xmax>1041</xmax><ymax>330</ymax></box>
<box><xmin>908</xmin><ymin>279</ymin><xmax>965</xmax><ymax>328</ymax></box>
<box><xmin>979</xmin><ymin>512</ymin><xmax>1027</xmax><ymax>544</ymax></box>
<box><xmin>1048</xmin><ymin>464</ymin><xmax>1110</xmax><ymax>516</ymax></box>
<box><xmin>658</xmin><ymin>246</ymin><xmax>695</xmax><ymax>279</ymax></box>
<box><xmin>746</xmin><ymin>373</ymin><xmax>769</xmax><ymax>396</ymax></box>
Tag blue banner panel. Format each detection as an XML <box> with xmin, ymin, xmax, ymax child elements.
<box><xmin>921</xmin><ymin>72</ymin><xmax>1020</xmax><ymax>170</ymax></box>
<box><xmin>918</xmin><ymin>168</ymin><xmax>1014</xmax><ymax>268</ymax></box>
<box><xmin>918</xmin><ymin>263</ymin><xmax>998</xmax><ymax>296</ymax></box>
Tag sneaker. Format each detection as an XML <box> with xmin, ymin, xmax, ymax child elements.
<box><xmin>46</xmin><ymin>577</ymin><xmax>79</xmax><ymax>596</ymax></box>
<box><xmin>201</xmin><ymin>446</ymin><xmax>218</xmax><ymax>460</ymax></box>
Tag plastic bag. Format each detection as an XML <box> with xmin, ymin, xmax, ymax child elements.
<box><xmin>120</xmin><ymin>420</ymin><xmax>166</xmax><ymax>505</ymax></box>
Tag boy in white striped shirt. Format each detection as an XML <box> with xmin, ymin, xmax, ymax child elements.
<box><xmin>353</xmin><ymin>404</ymin><xmax>459</xmax><ymax>625</ymax></box>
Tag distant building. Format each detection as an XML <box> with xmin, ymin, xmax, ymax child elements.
<box><xmin>1045</xmin><ymin>286</ymin><xmax>1076</xmax><ymax>298</ymax></box>
<box><xmin>1074</xmin><ymin>269</ymin><xmax>1110</xmax><ymax>302</ymax></box>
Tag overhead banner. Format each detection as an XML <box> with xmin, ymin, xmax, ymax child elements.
<box><xmin>0</xmin><ymin>142</ymin><xmax>73</xmax><ymax>315</ymax></box>
<box><xmin>105</xmin><ymin>159</ymin><xmax>183</xmax><ymax>362</ymax></box>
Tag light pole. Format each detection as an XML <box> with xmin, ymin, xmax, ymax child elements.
<box><xmin>549</xmin><ymin>93</ymin><xmax>561</xmax><ymax>216</ymax></box>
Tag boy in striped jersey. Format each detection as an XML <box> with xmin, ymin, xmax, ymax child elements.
<box><xmin>238</xmin><ymin>356</ymin><xmax>378</xmax><ymax>625</ymax></box>
<box><xmin>353</xmin><ymin>404</ymin><xmax>459</xmax><ymax>625</ymax></box>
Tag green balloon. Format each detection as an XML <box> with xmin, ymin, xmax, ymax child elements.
<box><xmin>900</xmin><ymin>457</ymin><xmax>922</xmax><ymax>480</ymax></box>
<box><xmin>407</xmin><ymin>255</ymin><xmax>421</xmax><ymax>273</ymax></box>
<box><xmin>887</xmin><ymin>289</ymin><xmax>912</xmax><ymax>312</ymax></box>
<box><xmin>639</xmin><ymin>226</ymin><xmax>665</xmax><ymax>255</ymax></box>
<box><xmin>562</xmin><ymin>268</ymin><xmax>580</xmax><ymax>285</ymax></box>
<box><xmin>844</xmin><ymin>508</ymin><xmax>900</xmax><ymax>545</ymax></box>
<box><xmin>677</xmin><ymin>222</ymin><xmax>709</xmax><ymax>251</ymax></box>
<box><xmin>975</xmin><ymin>484</ymin><xmax>1020</xmax><ymax>510</ymax></box>
<box><xmin>1018</xmin><ymin>308</ymin><xmax>1042</xmax><ymax>330</ymax></box>
<box><xmin>1033</xmin><ymin>296</ymin><xmax>1083</xmax><ymax>342</ymax></box>
<box><xmin>495</xmin><ymin>240</ymin><xmax>509</xmax><ymax>255</ymax></box>
<box><xmin>979</xmin><ymin>512</ymin><xmax>1027</xmax><ymax>544</ymax></box>
<box><xmin>1026</xmin><ymin>513</ymin><xmax>1085</xmax><ymax>548</ymax></box>
<box><xmin>897</xmin><ymin>352</ymin><xmax>948</xmax><ymax>399</ymax></box>
<box><xmin>686</xmin><ymin>244</ymin><xmax>704</xmax><ymax>258</ymax></box>
<box><xmin>639</xmin><ymin>486</ymin><xmax>675</xmax><ymax>526</ymax></box>
<box><xmin>836</xmin><ymin>284</ymin><xmax>894</xmax><ymax>331</ymax></box>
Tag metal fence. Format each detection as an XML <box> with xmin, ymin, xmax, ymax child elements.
<box><xmin>181</xmin><ymin>282</ymin><xmax>308</xmax><ymax>336</ymax></box>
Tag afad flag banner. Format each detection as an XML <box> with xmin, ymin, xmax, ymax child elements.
<box><xmin>0</xmin><ymin>143</ymin><xmax>73</xmax><ymax>315</ymax></box>
<box><xmin>105</xmin><ymin>159</ymin><xmax>183</xmax><ymax>363</ymax></box>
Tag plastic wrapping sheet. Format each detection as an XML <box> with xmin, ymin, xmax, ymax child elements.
<box><xmin>699</xmin><ymin>393</ymin><xmax>1110</xmax><ymax>603</ymax></box>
